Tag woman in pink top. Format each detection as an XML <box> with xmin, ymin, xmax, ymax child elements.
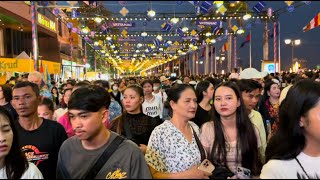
<box><xmin>199</xmin><ymin>81</ymin><xmax>263</xmax><ymax>179</ymax></box>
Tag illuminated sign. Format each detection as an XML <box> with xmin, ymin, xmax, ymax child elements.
<box><xmin>37</xmin><ymin>13</ymin><xmax>56</xmax><ymax>32</ymax></box>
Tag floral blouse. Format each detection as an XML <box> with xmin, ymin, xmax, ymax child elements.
<box><xmin>265</xmin><ymin>99</ymin><xmax>279</xmax><ymax>134</ymax></box>
<box><xmin>145</xmin><ymin>120</ymin><xmax>201</xmax><ymax>173</ymax></box>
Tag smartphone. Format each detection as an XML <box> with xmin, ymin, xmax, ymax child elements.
<box><xmin>198</xmin><ymin>159</ymin><xmax>215</xmax><ymax>173</ymax></box>
<box><xmin>236</xmin><ymin>166</ymin><xmax>251</xmax><ymax>179</ymax></box>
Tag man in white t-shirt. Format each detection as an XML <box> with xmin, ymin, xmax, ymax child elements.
<box><xmin>152</xmin><ymin>79</ymin><xmax>167</xmax><ymax>103</ymax></box>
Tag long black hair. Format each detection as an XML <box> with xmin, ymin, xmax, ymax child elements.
<box><xmin>265</xmin><ymin>79</ymin><xmax>320</xmax><ymax>162</ymax></box>
<box><xmin>195</xmin><ymin>80</ymin><xmax>212</xmax><ymax>103</ymax></box>
<box><xmin>210</xmin><ymin>81</ymin><xmax>262</xmax><ymax>176</ymax></box>
<box><xmin>0</xmin><ymin>107</ymin><xmax>29</xmax><ymax>179</ymax></box>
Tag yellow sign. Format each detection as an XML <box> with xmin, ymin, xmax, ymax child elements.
<box><xmin>0</xmin><ymin>58</ymin><xmax>34</xmax><ymax>72</ymax></box>
<box><xmin>38</xmin><ymin>13</ymin><xmax>56</xmax><ymax>32</ymax></box>
<box><xmin>41</xmin><ymin>60</ymin><xmax>61</xmax><ymax>74</ymax></box>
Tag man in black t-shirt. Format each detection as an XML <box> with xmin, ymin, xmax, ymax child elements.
<box><xmin>11</xmin><ymin>82</ymin><xmax>68</xmax><ymax>179</ymax></box>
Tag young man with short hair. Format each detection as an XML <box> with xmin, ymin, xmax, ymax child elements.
<box><xmin>11</xmin><ymin>81</ymin><xmax>68</xmax><ymax>179</ymax></box>
<box><xmin>56</xmin><ymin>85</ymin><xmax>152</xmax><ymax>179</ymax></box>
<box><xmin>236</xmin><ymin>79</ymin><xmax>267</xmax><ymax>163</ymax></box>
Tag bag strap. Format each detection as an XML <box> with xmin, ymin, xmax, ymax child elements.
<box><xmin>84</xmin><ymin>135</ymin><xmax>125</xmax><ymax>179</ymax></box>
<box><xmin>295</xmin><ymin>157</ymin><xmax>310</xmax><ymax>179</ymax></box>
<box><xmin>191</xmin><ymin>126</ymin><xmax>206</xmax><ymax>162</ymax></box>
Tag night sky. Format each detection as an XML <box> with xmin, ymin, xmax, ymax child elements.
<box><xmin>103</xmin><ymin>1</ymin><xmax>320</xmax><ymax>71</ymax></box>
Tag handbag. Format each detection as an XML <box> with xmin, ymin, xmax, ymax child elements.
<box><xmin>191</xmin><ymin>127</ymin><xmax>234</xmax><ymax>179</ymax></box>
<box><xmin>83</xmin><ymin>135</ymin><xmax>125</xmax><ymax>179</ymax></box>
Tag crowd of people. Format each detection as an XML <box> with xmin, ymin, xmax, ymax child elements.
<box><xmin>0</xmin><ymin>67</ymin><xmax>319</xmax><ymax>179</ymax></box>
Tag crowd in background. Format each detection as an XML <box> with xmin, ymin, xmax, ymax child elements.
<box><xmin>0</xmin><ymin>67</ymin><xmax>319</xmax><ymax>179</ymax></box>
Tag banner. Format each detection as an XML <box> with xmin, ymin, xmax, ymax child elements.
<box><xmin>109</xmin><ymin>22</ymin><xmax>136</xmax><ymax>27</ymax></box>
<box><xmin>196</xmin><ymin>20</ymin><xmax>219</xmax><ymax>26</ymax></box>
<box><xmin>40</xmin><ymin>60</ymin><xmax>61</xmax><ymax>74</ymax></box>
<box><xmin>0</xmin><ymin>58</ymin><xmax>34</xmax><ymax>72</ymax></box>
<box><xmin>118</xmin><ymin>38</ymin><xmax>136</xmax><ymax>42</ymax></box>
<box><xmin>182</xmin><ymin>36</ymin><xmax>199</xmax><ymax>40</ymax></box>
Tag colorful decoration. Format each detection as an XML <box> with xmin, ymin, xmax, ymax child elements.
<box><xmin>71</xmin><ymin>27</ymin><xmax>78</xmax><ymax>33</ymax></box>
<box><xmin>119</xmin><ymin>1</ymin><xmax>127</xmax><ymax>6</ymax></box>
<box><xmin>232</xmin><ymin>25</ymin><xmax>238</xmax><ymax>32</ymax></box>
<box><xmin>71</xmin><ymin>9</ymin><xmax>80</xmax><ymax>18</ymax></box>
<box><xmin>303</xmin><ymin>12</ymin><xmax>320</xmax><ymax>32</ymax></box>
<box><xmin>200</xmin><ymin>1</ymin><xmax>213</xmax><ymax>13</ymax></box>
<box><xmin>53</xmin><ymin>8</ymin><xmax>60</xmax><ymax>16</ymax></box>
<box><xmin>285</xmin><ymin>1</ymin><xmax>294</xmax><ymax>6</ymax></box>
<box><xmin>120</xmin><ymin>7</ymin><xmax>129</xmax><ymax>17</ymax></box>
<box><xmin>191</xmin><ymin>29</ymin><xmax>197</xmax><ymax>36</ymax></box>
<box><xmin>205</xmin><ymin>38</ymin><xmax>211</xmax><ymax>44</ymax></box>
<box><xmin>304</xmin><ymin>1</ymin><xmax>311</xmax><ymax>5</ymax></box>
<box><xmin>161</xmin><ymin>22</ymin><xmax>173</xmax><ymax>32</ymax></box>
<box><xmin>287</xmin><ymin>5</ymin><xmax>294</xmax><ymax>12</ymax></box>
<box><xmin>67</xmin><ymin>22</ymin><xmax>73</xmax><ymax>29</ymax></box>
<box><xmin>121</xmin><ymin>29</ymin><xmax>128</xmax><ymax>37</ymax></box>
<box><xmin>246</xmin><ymin>23</ymin><xmax>252</xmax><ymax>30</ymax></box>
<box><xmin>217</xmin><ymin>4</ymin><xmax>227</xmax><ymax>15</ymax></box>
<box><xmin>252</xmin><ymin>1</ymin><xmax>266</xmax><ymax>14</ymax></box>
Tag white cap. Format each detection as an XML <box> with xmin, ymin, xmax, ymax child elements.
<box><xmin>173</xmin><ymin>80</ymin><xmax>183</xmax><ymax>84</ymax></box>
<box><xmin>239</xmin><ymin>68</ymin><xmax>268</xmax><ymax>79</ymax></box>
<box><xmin>160</xmin><ymin>76</ymin><xmax>169</xmax><ymax>82</ymax></box>
<box><xmin>189</xmin><ymin>80</ymin><xmax>197</xmax><ymax>85</ymax></box>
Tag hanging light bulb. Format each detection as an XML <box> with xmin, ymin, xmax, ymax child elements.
<box><xmin>141</xmin><ymin>32</ymin><xmax>148</xmax><ymax>37</ymax></box>
<box><xmin>82</xmin><ymin>27</ymin><xmax>90</xmax><ymax>34</ymax></box>
<box><xmin>147</xmin><ymin>10</ymin><xmax>156</xmax><ymax>17</ymax></box>
<box><xmin>94</xmin><ymin>17</ymin><xmax>102</xmax><ymax>23</ymax></box>
<box><xmin>137</xmin><ymin>43</ymin><xmax>143</xmax><ymax>48</ymax></box>
<box><xmin>210</xmin><ymin>39</ymin><xmax>216</xmax><ymax>43</ymax></box>
<box><xmin>206</xmin><ymin>32</ymin><xmax>212</xmax><ymax>37</ymax></box>
<box><xmin>110</xmin><ymin>45</ymin><xmax>115</xmax><ymax>49</ymax></box>
<box><xmin>156</xmin><ymin>35</ymin><xmax>163</xmax><ymax>41</ymax></box>
<box><xmin>94</xmin><ymin>41</ymin><xmax>99</xmax><ymax>46</ymax></box>
<box><xmin>237</xmin><ymin>28</ymin><xmax>245</xmax><ymax>34</ymax></box>
<box><xmin>167</xmin><ymin>40</ymin><xmax>172</xmax><ymax>44</ymax></box>
<box><xmin>170</xmin><ymin>17</ymin><xmax>179</xmax><ymax>24</ymax></box>
<box><xmin>182</xmin><ymin>27</ymin><xmax>189</xmax><ymax>32</ymax></box>
<box><xmin>243</xmin><ymin>14</ymin><xmax>252</xmax><ymax>20</ymax></box>
<box><xmin>145</xmin><ymin>49</ymin><xmax>149</xmax><ymax>53</ymax></box>
<box><xmin>106</xmin><ymin>37</ymin><xmax>112</xmax><ymax>41</ymax></box>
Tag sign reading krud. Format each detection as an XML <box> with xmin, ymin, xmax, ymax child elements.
<box><xmin>0</xmin><ymin>58</ymin><xmax>34</xmax><ymax>72</ymax></box>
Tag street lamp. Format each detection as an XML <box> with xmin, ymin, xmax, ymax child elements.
<box><xmin>284</xmin><ymin>39</ymin><xmax>301</xmax><ymax>65</ymax></box>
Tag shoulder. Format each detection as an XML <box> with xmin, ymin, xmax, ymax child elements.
<box><xmin>200</xmin><ymin>121</ymin><xmax>214</xmax><ymax>132</ymax></box>
<box><xmin>260</xmin><ymin>159</ymin><xmax>289</xmax><ymax>179</ymax></box>
<box><xmin>43</xmin><ymin>118</ymin><xmax>65</xmax><ymax>130</ymax></box>
<box><xmin>188</xmin><ymin>121</ymin><xmax>200</xmax><ymax>135</ymax></box>
<box><xmin>21</xmin><ymin>162</ymin><xmax>43</xmax><ymax>179</ymax></box>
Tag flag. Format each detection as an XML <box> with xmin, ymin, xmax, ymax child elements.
<box><xmin>220</xmin><ymin>42</ymin><xmax>228</xmax><ymax>53</ymax></box>
<box><xmin>240</xmin><ymin>34</ymin><xmax>251</xmax><ymax>48</ymax></box>
<box><xmin>303</xmin><ymin>12</ymin><xmax>320</xmax><ymax>32</ymax></box>
<box><xmin>39</xmin><ymin>60</ymin><xmax>44</xmax><ymax>73</ymax></box>
<box><xmin>200</xmin><ymin>1</ymin><xmax>213</xmax><ymax>13</ymax></box>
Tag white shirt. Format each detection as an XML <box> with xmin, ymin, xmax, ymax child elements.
<box><xmin>152</xmin><ymin>91</ymin><xmax>168</xmax><ymax>103</ymax></box>
<box><xmin>142</xmin><ymin>95</ymin><xmax>163</xmax><ymax>118</ymax></box>
<box><xmin>0</xmin><ymin>162</ymin><xmax>43</xmax><ymax>179</ymax></box>
<box><xmin>260</xmin><ymin>152</ymin><xmax>320</xmax><ymax>179</ymax></box>
<box><xmin>145</xmin><ymin>120</ymin><xmax>201</xmax><ymax>173</ymax></box>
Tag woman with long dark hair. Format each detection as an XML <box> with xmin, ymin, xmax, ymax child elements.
<box><xmin>0</xmin><ymin>85</ymin><xmax>18</xmax><ymax>120</ymax></box>
<box><xmin>110</xmin><ymin>84</ymin><xmax>162</xmax><ymax>154</ymax></box>
<box><xmin>200</xmin><ymin>81</ymin><xmax>263</xmax><ymax>178</ymax></box>
<box><xmin>191</xmin><ymin>80</ymin><xmax>214</xmax><ymax>127</ymax></box>
<box><xmin>0</xmin><ymin>107</ymin><xmax>43</xmax><ymax>179</ymax></box>
<box><xmin>260</xmin><ymin>80</ymin><xmax>320</xmax><ymax>179</ymax></box>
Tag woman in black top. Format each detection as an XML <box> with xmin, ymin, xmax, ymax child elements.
<box><xmin>0</xmin><ymin>84</ymin><xmax>18</xmax><ymax>120</ymax></box>
<box><xmin>111</xmin><ymin>82</ymin><xmax>123</xmax><ymax>111</ymax></box>
<box><xmin>191</xmin><ymin>80</ymin><xmax>214</xmax><ymax>128</ymax></box>
<box><xmin>110</xmin><ymin>84</ymin><xmax>162</xmax><ymax>153</ymax></box>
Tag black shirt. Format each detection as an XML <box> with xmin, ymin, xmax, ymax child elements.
<box><xmin>110</xmin><ymin>112</ymin><xmax>162</xmax><ymax>145</ymax></box>
<box><xmin>191</xmin><ymin>105</ymin><xmax>211</xmax><ymax>128</ymax></box>
<box><xmin>1</xmin><ymin>103</ymin><xmax>18</xmax><ymax>120</ymax></box>
<box><xmin>14</xmin><ymin>118</ymin><xmax>68</xmax><ymax>179</ymax></box>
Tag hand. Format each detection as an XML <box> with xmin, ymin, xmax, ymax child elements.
<box><xmin>184</xmin><ymin>165</ymin><xmax>212</xmax><ymax>179</ymax></box>
<box><xmin>139</xmin><ymin>144</ymin><xmax>147</xmax><ymax>154</ymax></box>
<box><xmin>227</xmin><ymin>175</ymin><xmax>238</xmax><ymax>179</ymax></box>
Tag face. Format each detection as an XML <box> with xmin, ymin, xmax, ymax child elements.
<box><xmin>163</xmin><ymin>79</ymin><xmax>169</xmax><ymax>86</ymax></box>
<box><xmin>11</xmin><ymin>87</ymin><xmax>40</xmax><ymax>117</ymax></box>
<box><xmin>66</xmin><ymin>84</ymin><xmax>73</xmax><ymax>89</ymax></box>
<box><xmin>301</xmin><ymin>101</ymin><xmax>320</xmax><ymax>144</ymax></box>
<box><xmin>143</xmin><ymin>83</ymin><xmax>153</xmax><ymax>95</ymax></box>
<box><xmin>153</xmin><ymin>83</ymin><xmax>161</xmax><ymax>91</ymax></box>
<box><xmin>170</xmin><ymin>88</ymin><xmax>197</xmax><ymax>119</ymax></box>
<box><xmin>52</xmin><ymin>88</ymin><xmax>58</xmax><ymax>94</ymax></box>
<box><xmin>68</xmin><ymin>108</ymin><xmax>108</xmax><ymax>141</ymax></box>
<box><xmin>123</xmin><ymin>88</ymin><xmax>143</xmax><ymax>114</ymax></box>
<box><xmin>204</xmin><ymin>83</ymin><xmax>214</xmax><ymax>100</ymax></box>
<box><xmin>214</xmin><ymin>86</ymin><xmax>240</xmax><ymax>118</ymax></box>
<box><xmin>64</xmin><ymin>90</ymin><xmax>72</xmax><ymax>105</ymax></box>
<box><xmin>242</xmin><ymin>89</ymin><xmax>261</xmax><ymax>112</ymax></box>
<box><xmin>38</xmin><ymin>105</ymin><xmax>53</xmax><ymax>120</ymax></box>
<box><xmin>268</xmin><ymin>84</ymin><xmax>281</xmax><ymax>99</ymax></box>
<box><xmin>0</xmin><ymin>115</ymin><xmax>13</xmax><ymax>160</ymax></box>
<box><xmin>28</xmin><ymin>75</ymin><xmax>42</xmax><ymax>87</ymax></box>
<box><xmin>184</xmin><ymin>77</ymin><xmax>191</xmax><ymax>84</ymax></box>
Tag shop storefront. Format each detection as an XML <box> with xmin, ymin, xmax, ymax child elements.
<box><xmin>61</xmin><ymin>59</ymin><xmax>85</xmax><ymax>80</ymax></box>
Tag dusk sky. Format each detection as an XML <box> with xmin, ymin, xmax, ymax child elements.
<box><xmin>103</xmin><ymin>1</ymin><xmax>320</xmax><ymax>71</ymax></box>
